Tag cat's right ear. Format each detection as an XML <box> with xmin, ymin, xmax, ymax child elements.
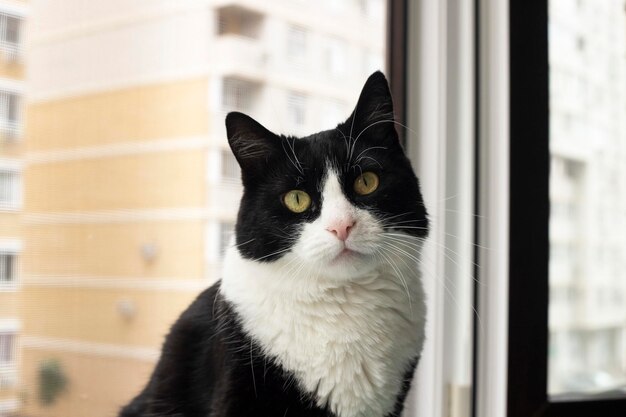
<box><xmin>225</xmin><ymin>112</ymin><xmax>279</xmax><ymax>177</ymax></box>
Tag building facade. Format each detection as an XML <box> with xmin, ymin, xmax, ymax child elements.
<box><xmin>0</xmin><ymin>1</ymin><xmax>25</xmax><ymax>416</ymax></box>
<box><xmin>20</xmin><ymin>1</ymin><xmax>385</xmax><ymax>416</ymax></box>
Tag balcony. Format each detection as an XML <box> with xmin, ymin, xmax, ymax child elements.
<box><xmin>214</xmin><ymin>5</ymin><xmax>267</xmax><ymax>77</ymax></box>
<box><xmin>217</xmin><ymin>5</ymin><xmax>264</xmax><ymax>39</ymax></box>
<box><xmin>214</xmin><ymin>35</ymin><xmax>268</xmax><ymax>78</ymax></box>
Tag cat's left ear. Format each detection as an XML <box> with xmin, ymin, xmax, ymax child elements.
<box><xmin>344</xmin><ymin>71</ymin><xmax>397</xmax><ymax>141</ymax></box>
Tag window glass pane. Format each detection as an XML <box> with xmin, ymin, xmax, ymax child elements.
<box><xmin>0</xmin><ymin>333</ymin><xmax>15</xmax><ymax>364</ymax></box>
<box><xmin>0</xmin><ymin>253</ymin><xmax>15</xmax><ymax>282</ymax></box>
<box><xmin>287</xmin><ymin>24</ymin><xmax>307</xmax><ymax>63</ymax></box>
<box><xmin>287</xmin><ymin>91</ymin><xmax>307</xmax><ymax>127</ymax></box>
<box><xmin>0</xmin><ymin>13</ymin><xmax>22</xmax><ymax>61</ymax></box>
<box><xmin>5</xmin><ymin>16</ymin><xmax>19</xmax><ymax>44</ymax></box>
<box><xmin>0</xmin><ymin>171</ymin><xmax>17</xmax><ymax>207</ymax></box>
<box><xmin>548</xmin><ymin>0</ymin><xmax>626</xmax><ymax>397</ymax></box>
<box><xmin>10</xmin><ymin>2</ymin><xmax>390</xmax><ymax>417</ymax></box>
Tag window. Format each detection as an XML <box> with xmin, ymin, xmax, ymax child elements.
<box><xmin>0</xmin><ymin>333</ymin><xmax>15</xmax><ymax>365</ymax></box>
<box><xmin>0</xmin><ymin>327</ymin><xmax>18</xmax><ymax>391</ymax></box>
<box><xmin>0</xmin><ymin>90</ymin><xmax>21</xmax><ymax>137</ymax></box>
<box><xmin>286</xmin><ymin>25</ymin><xmax>307</xmax><ymax>63</ymax></box>
<box><xmin>0</xmin><ymin>252</ymin><xmax>16</xmax><ymax>286</ymax></box>
<box><xmin>5</xmin><ymin>2</ymin><xmax>489</xmax><ymax>417</ymax></box>
<box><xmin>548</xmin><ymin>0</ymin><xmax>626</xmax><ymax>399</ymax></box>
<box><xmin>287</xmin><ymin>91</ymin><xmax>307</xmax><ymax>127</ymax></box>
<box><xmin>216</xmin><ymin>6</ymin><xmax>263</xmax><ymax>39</ymax></box>
<box><xmin>221</xmin><ymin>77</ymin><xmax>259</xmax><ymax>113</ymax></box>
<box><xmin>0</xmin><ymin>13</ymin><xmax>21</xmax><ymax>60</ymax></box>
<box><xmin>0</xmin><ymin>168</ymin><xmax>20</xmax><ymax>209</ymax></box>
<box><xmin>508</xmin><ymin>0</ymin><xmax>626</xmax><ymax>415</ymax></box>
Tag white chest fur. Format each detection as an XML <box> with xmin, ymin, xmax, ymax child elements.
<box><xmin>221</xmin><ymin>248</ymin><xmax>426</xmax><ymax>417</ymax></box>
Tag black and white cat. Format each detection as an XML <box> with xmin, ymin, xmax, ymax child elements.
<box><xmin>119</xmin><ymin>72</ymin><xmax>429</xmax><ymax>417</ymax></box>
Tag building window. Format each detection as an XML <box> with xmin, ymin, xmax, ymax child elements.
<box><xmin>0</xmin><ymin>252</ymin><xmax>16</xmax><ymax>286</ymax></box>
<box><xmin>0</xmin><ymin>90</ymin><xmax>20</xmax><ymax>138</ymax></box>
<box><xmin>509</xmin><ymin>0</ymin><xmax>626</xmax><ymax>414</ymax></box>
<box><xmin>0</xmin><ymin>13</ymin><xmax>21</xmax><ymax>60</ymax></box>
<box><xmin>216</xmin><ymin>5</ymin><xmax>263</xmax><ymax>39</ymax></box>
<box><xmin>286</xmin><ymin>25</ymin><xmax>307</xmax><ymax>63</ymax></box>
<box><xmin>221</xmin><ymin>77</ymin><xmax>260</xmax><ymax>114</ymax></box>
<box><xmin>287</xmin><ymin>92</ymin><xmax>307</xmax><ymax>127</ymax></box>
<box><xmin>0</xmin><ymin>332</ymin><xmax>15</xmax><ymax>366</ymax></box>
<box><xmin>221</xmin><ymin>150</ymin><xmax>240</xmax><ymax>183</ymax></box>
<box><xmin>0</xmin><ymin>168</ymin><xmax>20</xmax><ymax>209</ymax></box>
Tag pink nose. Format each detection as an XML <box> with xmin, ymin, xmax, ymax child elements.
<box><xmin>326</xmin><ymin>220</ymin><xmax>355</xmax><ymax>241</ymax></box>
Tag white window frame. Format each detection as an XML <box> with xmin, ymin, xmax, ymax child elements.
<box><xmin>0</xmin><ymin>159</ymin><xmax>21</xmax><ymax>210</ymax></box>
<box><xmin>404</xmin><ymin>1</ymin><xmax>509</xmax><ymax>417</ymax></box>
<box><xmin>474</xmin><ymin>1</ymin><xmax>510</xmax><ymax>417</ymax></box>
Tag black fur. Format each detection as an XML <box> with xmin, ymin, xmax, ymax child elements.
<box><xmin>119</xmin><ymin>72</ymin><xmax>427</xmax><ymax>417</ymax></box>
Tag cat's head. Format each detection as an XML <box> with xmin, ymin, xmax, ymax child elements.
<box><xmin>225</xmin><ymin>71</ymin><xmax>428</xmax><ymax>280</ymax></box>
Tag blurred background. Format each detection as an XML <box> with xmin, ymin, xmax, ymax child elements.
<box><xmin>0</xmin><ymin>1</ymin><xmax>623</xmax><ymax>417</ymax></box>
<box><xmin>547</xmin><ymin>0</ymin><xmax>626</xmax><ymax>396</ymax></box>
<box><xmin>1</xmin><ymin>1</ymin><xmax>389</xmax><ymax>416</ymax></box>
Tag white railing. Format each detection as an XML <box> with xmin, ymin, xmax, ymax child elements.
<box><xmin>0</xmin><ymin>366</ymin><xmax>17</xmax><ymax>389</ymax></box>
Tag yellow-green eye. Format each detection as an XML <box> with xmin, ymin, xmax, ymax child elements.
<box><xmin>354</xmin><ymin>172</ymin><xmax>379</xmax><ymax>195</ymax></box>
<box><xmin>283</xmin><ymin>190</ymin><xmax>312</xmax><ymax>213</ymax></box>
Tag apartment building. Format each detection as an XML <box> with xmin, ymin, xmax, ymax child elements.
<box><xmin>20</xmin><ymin>1</ymin><xmax>385</xmax><ymax>416</ymax></box>
<box><xmin>548</xmin><ymin>0</ymin><xmax>626</xmax><ymax>394</ymax></box>
<box><xmin>0</xmin><ymin>1</ymin><xmax>25</xmax><ymax>416</ymax></box>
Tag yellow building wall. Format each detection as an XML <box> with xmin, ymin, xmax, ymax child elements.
<box><xmin>23</xmin><ymin>219</ymin><xmax>206</xmax><ymax>278</ymax></box>
<box><xmin>20</xmin><ymin>348</ymin><xmax>155</xmax><ymax>417</ymax></box>
<box><xmin>21</xmin><ymin>74</ymin><xmax>214</xmax><ymax>416</ymax></box>
<box><xmin>0</xmin><ymin>212</ymin><xmax>20</xmax><ymax>236</ymax></box>
<box><xmin>27</xmin><ymin>78</ymin><xmax>210</xmax><ymax>152</ymax></box>
<box><xmin>21</xmin><ymin>287</ymin><xmax>199</xmax><ymax>347</ymax></box>
<box><xmin>25</xmin><ymin>150</ymin><xmax>207</xmax><ymax>212</ymax></box>
<box><xmin>0</xmin><ymin>388</ymin><xmax>19</xmax><ymax>402</ymax></box>
<box><xmin>0</xmin><ymin>292</ymin><xmax>19</xmax><ymax>316</ymax></box>
<box><xmin>0</xmin><ymin>137</ymin><xmax>23</xmax><ymax>158</ymax></box>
